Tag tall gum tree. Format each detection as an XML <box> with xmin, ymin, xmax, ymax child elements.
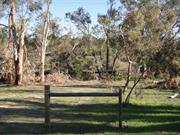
<box><xmin>98</xmin><ymin>0</ymin><xmax>121</xmax><ymax>76</ymax></box>
<box><xmin>66</xmin><ymin>7</ymin><xmax>97</xmax><ymax>78</ymax></box>
<box><xmin>7</xmin><ymin>0</ymin><xmax>19</xmax><ymax>85</ymax></box>
<box><xmin>16</xmin><ymin>0</ymin><xmax>41</xmax><ymax>84</ymax></box>
<box><xmin>0</xmin><ymin>0</ymin><xmax>41</xmax><ymax>85</ymax></box>
<box><xmin>40</xmin><ymin>0</ymin><xmax>51</xmax><ymax>83</ymax></box>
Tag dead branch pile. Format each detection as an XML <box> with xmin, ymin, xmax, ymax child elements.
<box><xmin>45</xmin><ymin>72</ymin><xmax>72</xmax><ymax>85</ymax></box>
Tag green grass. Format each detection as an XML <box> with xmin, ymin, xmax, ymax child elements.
<box><xmin>0</xmin><ymin>82</ymin><xmax>179</xmax><ymax>135</ymax></box>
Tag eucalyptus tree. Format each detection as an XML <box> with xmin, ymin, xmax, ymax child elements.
<box><xmin>144</xmin><ymin>0</ymin><xmax>180</xmax><ymax>88</ymax></box>
<box><xmin>16</xmin><ymin>0</ymin><xmax>42</xmax><ymax>84</ymax></box>
<box><xmin>3</xmin><ymin>0</ymin><xmax>19</xmax><ymax>84</ymax></box>
<box><xmin>97</xmin><ymin>0</ymin><xmax>122</xmax><ymax>76</ymax></box>
<box><xmin>120</xmin><ymin>0</ymin><xmax>180</xmax><ymax>103</ymax></box>
<box><xmin>66</xmin><ymin>7</ymin><xmax>97</xmax><ymax>79</ymax></box>
<box><xmin>66</xmin><ymin>7</ymin><xmax>92</xmax><ymax>35</ymax></box>
<box><xmin>0</xmin><ymin>0</ymin><xmax>41</xmax><ymax>85</ymax></box>
<box><xmin>39</xmin><ymin>0</ymin><xmax>52</xmax><ymax>83</ymax></box>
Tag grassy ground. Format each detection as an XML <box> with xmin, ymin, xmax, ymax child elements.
<box><xmin>0</xmin><ymin>81</ymin><xmax>179</xmax><ymax>135</ymax></box>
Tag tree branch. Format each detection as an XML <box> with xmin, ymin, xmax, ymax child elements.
<box><xmin>124</xmin><ymin>70</ymin><xmax>145</xmax><ymax>104</ymax></box>
<box><xmin>0</xmin><ymin>23</ymin><xmax>8</xmax><ymax>28</ymax></box>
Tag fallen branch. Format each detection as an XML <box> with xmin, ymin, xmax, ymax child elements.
<box><xmin>169</xmin><ymin>93</ymin><xmax>179</xmax><ymax>99</ymax></box>
<box><xmin>0</xmin><ymin>23</ymin><xmax>8</xmax><ymax>28</ymax></box>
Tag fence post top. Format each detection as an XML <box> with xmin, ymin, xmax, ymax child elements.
<box><xmin>45</xmin><ymin>85</ymin><xmax>50</xmax><ymax>90</ymax></box>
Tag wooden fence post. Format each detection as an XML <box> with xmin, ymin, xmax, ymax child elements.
<box><xmin>119</xmin><ymin>88</ymin><xmax>122</xmax><ymax>129</ymax></box>
<box><xmin>45</xmin><ymin>85</ymin><xmax>50</xmax><ymax>127</ymax></box>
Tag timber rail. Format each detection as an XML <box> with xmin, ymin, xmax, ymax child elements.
<box><xmin>44</xmin><ymin>85</ymin><xmax>122</xmax><ymax>128</ymax></box>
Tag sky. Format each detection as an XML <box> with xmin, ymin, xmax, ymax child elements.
<box><xmin>51</xmin><ymin>0</ymin><xmax>110</xmax><ymax>26</ymax></box>
<box><xmin>50</xmin><ymin>0</ymin><xmax>121</xmax><ymax>35</ymax></box>
<box><xmin>0</xmin><ymin>0</ymin><xmax>121</xmax><ymax>34</ymax></box>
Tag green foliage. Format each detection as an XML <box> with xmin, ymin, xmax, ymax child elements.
<box><xmin>66</xmin><ymin>7</ymin><xmax>91</xmax><ymax>34</ymax></box>
<box><xmin>28</xmin><ymin>0</ymin><xmax>42</xmax><ymax>12</ymax></box>
<box><xmin>148</xmin><ymin>39</ymin><xmax>179</xmax><ymax>78</ymax></box>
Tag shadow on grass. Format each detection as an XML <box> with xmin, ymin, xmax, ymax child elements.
<box><xmin>0</xmin><ymin>99</ymin><xmax>180</xmax><ymax>134</ymax></box>
<box><xmin>0</xmin><ymin>122</ymin><xmax>120</xmax><ymax>134</ymax></box>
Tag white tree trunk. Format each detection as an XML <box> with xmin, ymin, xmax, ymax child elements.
<box><xmin>41</xmin><ymin>46</ymin><xmax>46</xmax><ymax>83</ymax></box>
<box><xmin>40</xmin><ymin>0</ymin><xmax>51</xmax><ymax>83</ymax></box>
<box><xmin>19</xmin><ymin>21</ymin><xmax>27</xmax><ymax>83</ymax></box>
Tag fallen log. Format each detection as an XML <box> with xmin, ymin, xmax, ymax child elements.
<box><xmin>169</xmin><ymin>93</ymin><xmax>179</xmax><ymax>99</ymax></box>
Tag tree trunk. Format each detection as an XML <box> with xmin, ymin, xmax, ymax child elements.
<box><xmin>123</xmin><ymin>56</ymin><xmax>132</xmax><ymax>93</ymax></box>
<box><xmin>19</xmin><ymin>38</ymin><xmax>24</xmax><ymax>83</ymax></box>
<box><xmin>124</xmin><ymin>71</ymin><xmax>144</xmax><ymax>104</ymax></box>
<box><xmin>106</xmin><ymin>38</ymin><xmax>110</xmax><ymax>75</ymax></box>
<box><xmin>19</xmin><ymin>21</ymin><xmax>27</xmax><ymax>84</ymax></box>
<box><xmin>41</xmin><ymin>48</ymin><xmax>45</xmax><ymax>83</ymax></box>
<box><xmin>40</xmin><ymin>0</ymin><xmax>51</xmax><ymax>83</ymax></box>
<box><xmin>91</xmin><ymin>48</ymin><xmax>103</xmax><ymax>79</ymax></box>
<box><xmin>9</xmin><ymin>1</ymin><xmax>20</xmax><ymax>85</ymax></box>
<box><xmin>111</xmin><ymin>48</ymin><xmax>121</xmax><ymax>77</ymax></box>
<box><xmin>112</xmin><ymin>51</ymin><xmax>118</xmax><ymax>73</ymax></box>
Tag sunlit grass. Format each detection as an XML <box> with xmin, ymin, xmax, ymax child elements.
<box><xmin>0</xmin><ymin>82</ymin><xmax>179</xmax><ymax>134</ymax></box>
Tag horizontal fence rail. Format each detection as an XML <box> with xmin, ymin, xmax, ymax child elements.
<box><xmin>44</xmin><ymin>85</ymin><xmax>122</xmax><ymax>129</ymax></box>
<box><xmin>50</xmin><ymin>92</ymin><xmax>119</xmax><ymax>97</ymax></box>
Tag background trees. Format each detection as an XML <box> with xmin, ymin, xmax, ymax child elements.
<box><xmin>0</xmin><ymin>0</ymin><xmax>179</xmax><ymax>91</ymax></box>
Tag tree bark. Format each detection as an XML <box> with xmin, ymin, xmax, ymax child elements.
<box><xmin>112</xmin><ymin>51</ymin><xmax>118</xmax><ymax>73</ymax></box>
<box><xmin>124</xmin><ymin>71</ymin><xmax>145</xmax><ymax>104</ymax></box>
<box><xmin>9</xmin><ymin>1</ymin><xmax>20</xmax><ymax>85</ymax></box>
<box><xmin>19</xmin><ymin>21</ymin><xmax>27</xmax><ymax>84</ymax></box>
<box><xmin>106</xmin><ymin>38</ymin><xmax>110</xmax><ymax>74</ymax></box>
<box><xmin>41</xmin><ymin>0</ymin><xmax>51</xmax><ymax>83</ymax></box>
<box><xmin>41</xmin><ymin>48</ymin><xmax>46</xmax><ymax>83</ymax></box>
<box><xmin>123</xmin><ymin>56</ymin><xmax>132</xmax><ymax>93</ymax></box>
<box><xmin>111</xmin><ymin>48</ymin><xmax>121</xmax><ymax>77</ymax></box>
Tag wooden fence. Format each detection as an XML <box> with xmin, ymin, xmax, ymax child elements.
<box><xmin>44</xmin><ymin>85</ymin><xmax>122</xmax><ymax>128</ymax></box>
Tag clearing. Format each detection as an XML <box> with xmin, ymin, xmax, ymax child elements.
<box><xmin>0</xmin><ymin>81</ymin><xmax>180</xmax><ymax>135</ymax></box>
